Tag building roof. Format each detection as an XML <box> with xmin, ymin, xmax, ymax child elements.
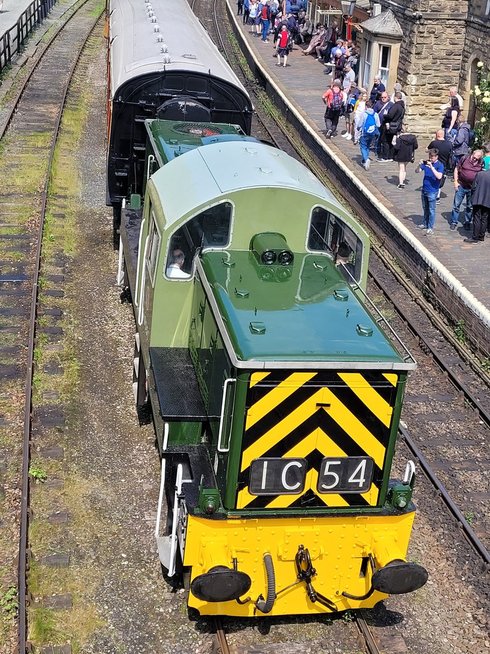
<box><xmin>360</xmin><ymin>9</ymin><xmax>403</xmax><ymax>38</ymax></box>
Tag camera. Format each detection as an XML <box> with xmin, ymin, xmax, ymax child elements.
<box><xmin>422</xmin><ymin>160</ymin><xmax>428</xmax><ymax>165</ymax></box>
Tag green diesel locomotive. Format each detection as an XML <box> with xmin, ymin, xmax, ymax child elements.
<box><xmin>117</xmin><ymin>117</ymin><xmax>428</xmax><ymax>617</ymax></box>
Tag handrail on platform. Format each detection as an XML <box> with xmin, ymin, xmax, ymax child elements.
<box><xmin>0</xmin><ymin>0</ymin><xmax>56</xmax><ymax>73</ymax></box>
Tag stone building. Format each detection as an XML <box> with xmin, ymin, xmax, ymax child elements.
<box><xmin>360</xmin><ymin>0</ymin><xmax>490</xmax><ymax>137</ymax></box>
<box><xmin>307</xmin><ymin>0</ymin><xmax>489</xmax><ymax>137</ymax></box>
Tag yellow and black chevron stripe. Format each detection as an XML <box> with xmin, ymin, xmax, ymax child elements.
<box><xmin>236</xmin><ymin>370</ymin><xmax>398</xmax><ymax>509</ymax></box>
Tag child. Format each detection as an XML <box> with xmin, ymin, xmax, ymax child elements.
<box><xmin>276</xmin><ymin>25</ymin><xmax>290</xmax><ymax>67</ymax></box>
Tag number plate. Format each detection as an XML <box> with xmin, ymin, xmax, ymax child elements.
<box><xmin>317</xmin><ymin>457</ymin><xmax>373</xmax><ymax>493</ymax></box>
<box><xmin>249</xmin><ymin>458</ymin><xmax>307</xmax><ymax>495</ymax></box>
<box><xmin>248</xmin><ymin>457</ymin><xmax>373</xmax><ymax>495</ymax></box>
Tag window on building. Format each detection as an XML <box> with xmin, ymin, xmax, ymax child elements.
<box><xmin>378</xmin><ymin>45</ymin><xmax>391</xmax><ymax>86</ymax></box>
<box><xmin>363</xmin><ymin>40</ymin><xmax>372</xmax><ymax>89</ymax></box>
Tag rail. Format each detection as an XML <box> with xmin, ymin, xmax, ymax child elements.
<box><xmin>0</xmin><ymin>0</ymin><xmax>56</xmax><ymax>73</ymax></box>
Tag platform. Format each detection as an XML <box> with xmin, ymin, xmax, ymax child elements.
<box><xmin>0</xmin><ymin>0</ymin><xmax>42</xmax><ymax>38</ymax></box>
<box><xmin>226</xmin><ymin>4</ymin><xmax>490</xmax><ymax>351</ymax></box>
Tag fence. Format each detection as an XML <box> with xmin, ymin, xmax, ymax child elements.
<box><xmin>0</xmin><ymin>0</ymin><xmax>56</xmax><ymax>74</ymax></box>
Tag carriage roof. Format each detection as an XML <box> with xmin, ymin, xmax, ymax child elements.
<box><xmin>109</xmin><ymin>0</ymin><xmax>248</xmax><ymax>98</ymax></box>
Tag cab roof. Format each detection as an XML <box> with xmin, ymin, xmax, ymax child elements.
<box><xmin>148</xmin><ymin>140</ymin><xmax>347</xmax><ymax>229</ymax></box>
<box><xmin>198</xmin><ymin>251</ymin><xmax>415</xmax><ymax>370</ymax></box>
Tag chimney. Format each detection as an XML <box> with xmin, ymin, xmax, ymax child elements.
<box><xmin>372</xmin><ymin>2</ymin><xmax>381</xmax><ymax>16</ymax></box>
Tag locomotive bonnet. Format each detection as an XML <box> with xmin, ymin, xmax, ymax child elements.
<box><xmin>116</xmin><ymin>120</ymin><xmax>428</xmax><ymax>617</ymax></box>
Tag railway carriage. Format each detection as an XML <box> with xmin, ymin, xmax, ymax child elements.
<box><xmin>117</xmin><ymin>117</ymin><xmax>428</xmax><ymax>617</ymax></box>
<box><xmin>107</xmin><ymin>0</ymin><xmax>253</xmax><ymax>244</ymax></box>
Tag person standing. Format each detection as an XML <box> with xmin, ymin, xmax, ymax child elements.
<box><xmin>243</xmin><ymin>0</ymin><xmax>250</xmax><ymax>24</ymax></box>
<box><xmin>379</xmin><ymin>92</ymin><xmax>405</xmax><ymax>161</ymax></box>
<box><xmin>393</xmin><ymin>125</ymin><xmax>418</xmax><ymax>188</ymax></box>
<box><xmin>428</xmin><ymin>129</ymin><xmax>453</xmax><ymax>172</ymax></box>
<box><xmin>416</xmin><ymin>149</ymin><xmax>444</xmax><ymax>235</ymax></box>
<box><xmin>450</xmin><ymin>150</ymin><xmax>484</xmax><ymax>230</ymax></box>
<box><xmin>441</xmin><ymin>97</ymin><xmax>460</xmax><ymax>141</ymax></box>
<box><xmin>357</xmin><ymin>100</ymin><xmax>380</xmax><ymax>169</ymax></box>
<box><xmin>374</xmin><ymin>91</ymin><xmax>393</xmax><ymax>161</ymax></box>
<box><xmin>276</xmin><ymin>24</ymin><xmax>290</xmax><ymax>67</ymax></box>
<box><xmin>322</xmin><ymin>80</ymin><xmax>346</xmax><ymax>137</ymax></box>
<box><xmin>452</xmin><ymin>120</ymin><xmax>473</xmax><ymax>164</ymax></box>
<box><xmin>369</xmin><ymin>76</ymin><xmax>385</xmax><ymax>104</ymax></box>
<box><xmin>465</xmin><ymin>168</ymin><xmax>490</xmax><ymax>243</ymax></box>
<box><xmin>260</xmin><ymin>0</ymin><xmax>271</xmax><ymax>41</ymax></box>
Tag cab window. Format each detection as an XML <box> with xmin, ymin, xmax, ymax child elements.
<box><xmin>308</xmin><ymin>207</ymin><xmax>363</xmax><ymax>282</ymax></box>
<box><xmin>165</xmin><ymin>201</ymin><xmax>233</xmax><ymax>279</ymax></box>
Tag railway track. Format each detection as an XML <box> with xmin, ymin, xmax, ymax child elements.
<box><xmin>0</xmin><ymin>2</ymin><xmax>105</xmax><ymax>650</ymax></box>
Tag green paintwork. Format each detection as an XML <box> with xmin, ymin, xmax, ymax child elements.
<box><xmin>201</xmin><ymin>250</ymin><xmax>404</xmax><ymax>363</ymax></box>
<box><xmin>145</xmin><ymin>119</ymin><xmax>255</xmax><ymax>166</ymax></box>
<box><xmin>139</xmin><ymin>138</ymin><xmax>369</xmax><ymax>351</ymax></box>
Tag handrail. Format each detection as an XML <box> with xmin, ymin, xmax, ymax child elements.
<box><xmin>0</xmin><ymin>0</ymin><xmax>56</xmax><ymax>73</ymax></box>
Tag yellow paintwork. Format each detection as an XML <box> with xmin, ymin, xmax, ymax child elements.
<box><xmin>184</xmin><ymin>510</ymin><xmax>416</xmax><ymax>616</ymax></box>
<box><xmin>237</xmin><ymin>371</ymin><xmax>397</xmax><ymax>509</ymax></box>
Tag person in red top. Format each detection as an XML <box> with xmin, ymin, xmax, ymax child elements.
<box><xmin>322</xmin><ymin>80</ymin><xmax>346</xmax><ymax>137</ymax></box>
<box><xmin>276</xmin><ymin>25</ymin><xmax>290</xmax><ymax>67</ymax></box>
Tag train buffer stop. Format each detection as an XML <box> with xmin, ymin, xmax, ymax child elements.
<box><xmin>226</xmin><ymin>0</ymin><xmax>490</xmax><ymax>352</ymax></box>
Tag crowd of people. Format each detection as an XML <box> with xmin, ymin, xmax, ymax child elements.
<box><xmin>320</xmin><ymin>73</ymin><xmax>490</xmax><ymax>242</ymax></box>
<box><xmin>238</xmin><ymin>2</ymin><xmax>490</xmax><ymax>243</ymax></box>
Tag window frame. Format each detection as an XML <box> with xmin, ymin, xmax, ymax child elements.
<box><xmin>378</xmin><ymin>44</ymin><xmax>391</xmax><ymax>87</ymax></box>
<box><xmin>146</xmin><ymin>209</ymin><xmax>161</xmax><ymax>287</ymax></box>
<box><xmin>164</xmin><ymin>199</ymin><xmax>235</xmax><ymax>280</ymax></box>
<box><xmin>306</xmin><ymin>205</ymin><xmax>363</xmax><ymax>283</ymax></box>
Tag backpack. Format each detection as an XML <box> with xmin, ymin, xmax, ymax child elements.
<box><xmin>468</xmin><ymin>127</ymin><xmax>476</xmax><ymax>147</ymax></box>
<box><xmin>363</xmin><ymin>112</ymin><xmax>378</xmax><ymax>136</ymax></box>
<box><xmin>346</xmin><ymin>95</ymin><xmax>356</xmax><ymax>114</ymax></box>
<box><xmin>331</xmin><ymin>91</ymin><xmax>343</xmax><ymax>111</ymax></box>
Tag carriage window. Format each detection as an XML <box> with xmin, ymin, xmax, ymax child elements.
<box><xmin>165</xmin><ymin>202</ymin><xmax>233</xmax><ymax>279</ymax></box>
<box><xmin>146</xmin><ymin>210</ymin><xmax>161</xmax><ymax>286</ymax></box>
<box><xmin>308</xmin><ymin>207</ymin><xmax>363</xmax><ymax>282</ymax></box>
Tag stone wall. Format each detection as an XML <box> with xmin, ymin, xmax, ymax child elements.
<box><xmin>377</xmin><ymin>0</ymin><xmax>470</xmax><ymax>138</ymax></box>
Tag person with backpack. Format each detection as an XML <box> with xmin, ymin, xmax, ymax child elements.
<box><xmin>357</xmin><ymin>100</ymin><xmax>380</xmax><ymax>169</ymax></box>
<box><xmin>260</xmin><ymin>0</ymin><xmax>271</xmax><ymax>41</ymax></box>
<box><xmin>452</xmin><ymin>120</ymin><xmax>475</xmax><ymax>164</ymax></box>
<box><xmin>342</xmin><ymin>83</ymin><xmax>361</xmax><ymax>141</ymax></box>
<box><xmin>322</xmin><ymin>80</ymin><xmax>346</xmax><ymax>137</ymax></box>
<box><xmin>450</xmin><ymin>149</ymin><xmax>484</xmax><ymax>230</ymax></box>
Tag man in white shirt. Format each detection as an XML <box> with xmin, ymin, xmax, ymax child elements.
<box><xmin>166</xmin><ymin>249</ymin><xmax>190</xmax><ymax>279</ymax></box>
